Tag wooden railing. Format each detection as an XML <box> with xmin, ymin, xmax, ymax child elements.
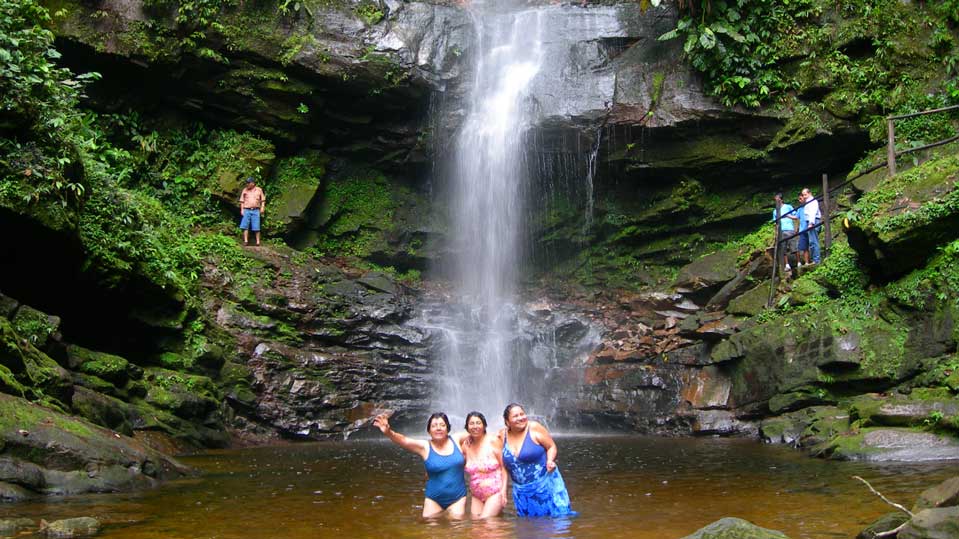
<box><xmin>765</xmin><ymin>103</ymin><xmax>959</xmax><ymax>307</ymax></box>
<box><xmin>887</xmin><ymin>104</ymin><xmax>959</xmax><ymax>176</ymax></box>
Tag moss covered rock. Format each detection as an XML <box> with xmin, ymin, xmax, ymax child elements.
<box><xmin>141</xmin><ymin>367</ymin><xmax>220</xmax><ymax>421</ymax></box>
<box><xmin>70</xmin><ymin>385</ymin><xmax>136</xmax><ymax>435</ymax></box>
<box><xmin>912</xmin><ymin>476</ymin><xmax>959</xmax><ymax>513</ymax></box>
<box><xmin>821</xmin><ymin>428</ymin><xmax>959</xmax><ymax>461</ymax></box>
<box><xmin>674</xmin><ymin>249</ymin><xmax>740</xmax><ymax>296</ymax></box>
<box><xmin>846</xmin><ymin>154</ymin><xmax>959</xmax><ymax>280</ymax></box>
<box><xmin>39</xmin><ymin>517</ymin><xmax>100</xmax><ymax>538</ymax></box>
<box><xmin>0</xmin><ymin>393</ymin><xmax>190</xmax><ymax>496</ymax></box>
<box><xmin>11</xmin><ymin>304</ymin><xmax>60</xmax><ymax>349</ymax></box>
<box><xmin>0</xmin><ymin>318</ymin><xmax>72</xmax><ymax>405</ymax></box>
<box><xmin>270</xmin><ymin>151</ymin><xmax>327</xmax><ymax>237</ymax></box>
<box><xmin>899</xmin><ymin>506</ymin><xmax>959</xmax><ymax>539</ymax></box>
<box><xmin>66</xmin><ymin>345</ymin><xmax>136</xmax><ymax>387</ymax></box>
<box><xmin>850</xmin><ymin>392</ymin><xmax>959</xmax><ymax>430</ymax></box>
<box><xmin>727</xmin><ymin>283</ymin><xmax>769</xmax><ymax>317</ymax></box>
<box><xmin>857</xmin><ymin>512</ymin><xmax>910</xmax><ymax>539</ymax></box>
<box><xmin>680</xmin><ymin>517</ymin><xmax>790</xmax><ymax>539</ymax></box>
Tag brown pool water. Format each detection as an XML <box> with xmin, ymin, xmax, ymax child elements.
<box><xmin>2</xmin><ymin>436</ymin><xmax>955</xmax><ymax>538</ymax></box>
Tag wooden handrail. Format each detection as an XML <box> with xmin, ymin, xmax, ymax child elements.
<box><xmin>763</xmin><ymin>102</ymin><xmax>958</xmax><ymax>308</ymax></box>
<box><xmin>887</xmin><ymin>104</ymin><xmax>959</xmax><ymax>121</ymax></box>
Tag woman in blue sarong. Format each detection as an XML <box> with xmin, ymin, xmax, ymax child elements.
<box><xmin>500</xmin><ymin>403</ymin><xmax>576</xmax><ymax>517</ymax></box>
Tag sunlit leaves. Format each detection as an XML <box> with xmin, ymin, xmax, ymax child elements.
<box><xmin>658</xmin><ymin>0</ymin><xmax>818</xmax><ymax>108</ymax></box>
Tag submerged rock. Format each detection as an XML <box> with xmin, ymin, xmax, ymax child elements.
<box><xmin>857</xmin><ymin>512</ymin><xmax>909</xmax><ymax>539</ymax></box>
<box><xmin>0</xmin><ymin>518</ymin><xmax>35</xmax><ymax>535</ymax></box>
<box><xmin>39</xmin><ymin>517</ymin><xmax>100</xmax><ymax>538</ymax></box>
<box><xmin>680</xmin><ymin>517</ymin><xmax>790</xmax><ymax>539</ymax></box>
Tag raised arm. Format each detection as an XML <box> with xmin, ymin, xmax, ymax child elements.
<box><xmin>373</xmin><ymin>414</ymin><xmax>428</xmax><ymax>459</ymax></box>
<box><xmin>450</xmin><ymin>430</ymin><xmax>469</xmax><ymax>446</ymax></box>
<box><xmin>530</xmin><ymin>421</ymin><xmax>558</xmax><ymax>472</ymax></box>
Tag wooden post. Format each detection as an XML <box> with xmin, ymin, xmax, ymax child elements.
<box><xmin>822</xmin><ymin>173</ymin><xmax>831</xmax><ymax>254</ymax></box>
<box><xmin>887</xmin><ymin>118</ymin><xmax>897</xmax><ymax>176</ymax></box>
<box><xmin>767</xmin><ymin>205</ymin><xmax>781</xmax><ymax>309</ymax></box>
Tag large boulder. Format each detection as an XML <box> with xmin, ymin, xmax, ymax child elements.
<box><xmin>822</xmin><ymin>428</ymin><xmax>959</xmax><ymax>462</ymax></box>
<box><xmin>913</xmin><ymin>476</ymin><xmax>959</xmax><ymax>513</ymax></box>
<box><xmin>269</xmin><ymin>151</ymin><xmax>327</xmax><ymax>237</ymax></box>
<box><xmin>673</xmin><ymin>249</ymin><xmax>741</xmax><ymax>302</ymax></box>
<box><xmin>898</xmin><ymin>506</ymin><xmax>959</xmax><ymax>539</ymax></box>
<box><xmin>0</xmin><ymin>393</ymin><xmax>190</xmax><ymax>497</ymax></box>
<box><xmin>0</xmin><ymin>318</ymin><xmax>73</xmax><ymax>405</ymax></box>
<box><xmin>846</xmin><ymin>154</ymin><xmax>959</xmax><ymax>280</ymax></box>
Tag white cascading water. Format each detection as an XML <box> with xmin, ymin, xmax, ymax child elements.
<box><xmin>432</xmin><ymin>4</ymin><xmax>545</xmax><ymax>421</ymax></box>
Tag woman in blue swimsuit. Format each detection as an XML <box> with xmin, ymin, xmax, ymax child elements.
<box><xmin>501</xmin><ymin>403</ymin><xmax>575</xmax><ymax>517</ymax></box>
<box><xmin>373</xmin><ymin>412</ymin><xmax>468</xmax><ymax>518</ymax></box>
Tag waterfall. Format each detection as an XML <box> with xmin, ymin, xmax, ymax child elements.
<box><xmin>431</xmin><ymin>4</ymin><xmax>545</xmax><ymax>422</ymax></box>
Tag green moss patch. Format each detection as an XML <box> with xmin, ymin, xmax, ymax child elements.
<box><xmin>0</xmin><ymin>393</ymin><xmax>94</xmax><ymax>438</ymax></box>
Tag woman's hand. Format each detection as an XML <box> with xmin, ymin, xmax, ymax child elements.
<box><xmin>372</xmin><ymin>413</ymin><xmax>391</xmax><ymax>435</ymax></box>
<box><xmin>546</xmin><ymin>459</ymin><xmax>556</xmax><ymax>473</ymax></box>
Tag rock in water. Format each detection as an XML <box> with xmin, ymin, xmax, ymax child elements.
<box><xmin>857</xmin><ymin>512</ymin><xmax>909</xmax><ymax>539</ymax></box>
<box><xmin>680</xmin><ymin>517</ymin><xmax>790</xmax><ymax>539</ymax></box>
<box><xmin>898</xmin><ymin>506</ymin><xmax>959</xmax><ymax>539</ymax></box>
<box><xmin>0</xmin><ymin>518</ymin><xmax>36</xmax><ymax>535</ymax></box>
<box><xmin>39</xmin><ymin>517</ymin><xmax>100</xmax><ymax>538</ymax></box>
<box><xmin>912</xmin><ymin>476</ymin><xmax>959</xmax><ymax>512</ymax></box>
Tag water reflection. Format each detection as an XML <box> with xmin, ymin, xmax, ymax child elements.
<box><xmin>1</xmin><ymin>436</ymin><xmax>954</xmax><ymax>539</ymax></box>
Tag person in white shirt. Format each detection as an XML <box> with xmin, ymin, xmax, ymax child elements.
<box><xmin>801</xmin><ymin>187</ymin><xmax>822</xmax><ymax>264</ymax></box>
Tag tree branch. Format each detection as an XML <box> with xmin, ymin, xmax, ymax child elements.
<box><xmin>853</xmin><ymin>475</ymin><xmax>914</xmax><ymax>517</ymax></box>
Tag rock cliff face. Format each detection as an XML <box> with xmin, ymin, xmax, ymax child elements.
<box><xmin>47</xmin><ymin>0</ymin><xmax>873</xmax><ymax>280</ymax></box>
<box><xmin>562</xmin><ymin>143</ymin><xmax>959</xmax><ymax>456</ymax></box>
<box><xmin>0</xmin><ymin>0</ymin><xmax>951</xmax><ymax>494</ymax></box>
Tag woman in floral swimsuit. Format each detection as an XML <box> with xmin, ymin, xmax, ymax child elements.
<box><xmin>460</xmin><ymin>411</ymin><xmax>507</xmax><ymax>518</ymax></box>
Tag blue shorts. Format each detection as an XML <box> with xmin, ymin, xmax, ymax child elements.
<box><xmin>797</xmin><ymin>231</ymin><xmax>809</xmax><ymax>251</ymax></box>
<box><xmin>240</xmin><ymin>209</ymin><xmax>260</xmax><ymax>232</ymax></box>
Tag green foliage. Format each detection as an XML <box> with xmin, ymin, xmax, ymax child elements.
<box><xmin>669</xmin><ymin>179</ymin><xmax>704</xmax><ymax>211</ymax></box>
<box><xmin>848</xmin><ymin>153</ymin><xmax>959</xmax><ymax>238</ymax></box>
<box><xmin>887</xmin><ymin>93</ymin><xmax>959</xmax><ymax>151</ymax></box>
<box><xmin>355</xmin><ymin>2</ymin><xmax>384</xmax><ymax>25</ymax></box>
<box><xmin>933</xmin><ymin>0</ymin><xmax>959</xmax><ymax>25</ymax></box>
<box><xmin>11</xmin><ymin>308</ymin><xmax>55</xmax><ymax>346</ymax></box>
<box><xmin>658</xmin><ymin>0</ymin><xmax>819</xmax><ymax>107</ymax></box>
<box><xmin>78</xmin><ymin>185</ymin><xmax>202</xmax><ymax>295</ymax></box>
<box><xmin>924</xmin><ymin>409</ymin><xmax>945</xmax><ymax>426</ymax></box>
<box><xmin>812</xmin><ymin>241</ymin><xmax>869</xmax><ymax>296</ymax></box>
<box><xmin>885</xmin><ymin>239</ymin><xmax>959</xmax><ymax>308</ymax></box>
<box><xmin>314</xmin><ymin>172</ymin><xmax>395</xmax><ymax>257</ymax></box>
<box><xmin>278</xmin><ymin>0</ymin><xmax>314</xmax><ymax>20</ymax></box>
<box><xmin>719</xmin><ymin>222</ymin><xmax>775</xmax><ymax>265</ymax></box>
<box><xmin>0</xmin><ymin>0</ymin><xmax>100</xmax><ymax>207</ymax></box>
<box><xmin>143</xmin><ymin>0</ymin><xmax>236</xmax><ymax>55</ymax></box>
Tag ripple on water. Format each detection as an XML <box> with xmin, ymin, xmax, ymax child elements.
<box><xmin>0</xmin><ymin>436</ymin><xmax>954</xmax><ymax>539</ymax></box>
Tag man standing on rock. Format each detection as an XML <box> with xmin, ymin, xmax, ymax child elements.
<box><xmin>239</xmin><ymin>177</ymin><xmax>265</xmax><ymax>246</ymax></box>
<box><xmin>801</xmin><ymin>187</ymin><xmax>822</xmax><ymax>264</ymax></box>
